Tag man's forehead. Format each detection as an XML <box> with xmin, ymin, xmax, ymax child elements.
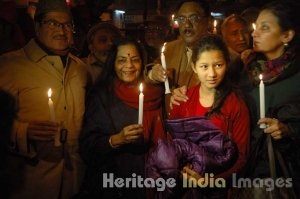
<box><xmin>177</xmin><ymin>2</ymin><xmax>205</xmax><ymax>15</ymax></box>
<box><xmin>44</xmin><ymin>11</ymin><xmax>72</xmax><ymax>21</ymax></box>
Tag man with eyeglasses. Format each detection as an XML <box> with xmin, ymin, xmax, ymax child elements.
<box><xmin>146</xmin><ymin>0</ymin><xmax>211</xmax><ymax>89</ymax></box>
<box><xmin>0</xmin><ymin>0</ymin><xmax>88</xmax><ymax>198</ymax></box>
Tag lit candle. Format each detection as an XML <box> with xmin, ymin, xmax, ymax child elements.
<box><xmin>252</xmin><ymin>23</ymin><xmax>256</xmax><ymax>31</ymax></box>
<box><xmin>259</xmin><ymin>74</ymin><xmax>266</xmax><ymax>128</ymax></box>
<box><xmin>48</xmin><ymin>88</ymin><xmax>56</xmax><ymax>122</ymax></box>
<box><xmin>138</xmin><ymin>83</ymin><xmax>144</xmax><ymax>124</ymax></box>
<box><xmin>48</xmin><ymin>88</ymin><xmax>61</xmax><ymax>146</ymax></box>
<box><xmin>161</xmin><ymin>43</ymin><xmax>171</xmax><ymax>94</ymax></box>
<box><xmin>213</xmin><ymin>19</ymin><xmax>217</xmax><ymax>34</ymax></box>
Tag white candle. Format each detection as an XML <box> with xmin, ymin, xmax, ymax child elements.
<box><xmin>161</xmin><ymin>43</ymin><xmax>171</xmax><ymax>94</ymax></box>
<box><xmin>138</xmin><ymin>83</ymin><xmax>144</xmax><ymax>124</ymax></box>
<box><xmin>48</xmin><ymin>88</ymin><xmax>61</xmax><ymax>146</ymax></box>
<box><xmin>259</xmin><ymin>74</ymin><xmax>266</xmax><ymax>128</ymax></box>
<box><xmin>252</xmin><ymin>23</ymin><xmax>256</xmax><ymax>31</ymax></box>
<box><xmin>213</xmin><ymin>19</ymin><xmax>217</xmax><ymax>34</ymax></box>
<box><xmin>48</xmin><ymin>88</ymin><xmax>56</xmax><ymax>122</ymax></box>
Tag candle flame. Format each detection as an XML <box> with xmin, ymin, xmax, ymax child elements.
<box><xmin>252</xmin><ymin>23</ymin><xmax>256</xmax><ymax>30</ymax></box>
<box><xmin>139</xmin><ymin>83</ymin><xmax>143</xmax><ymax>92</ymax></box>
<box><xmin>161</xmin><ymin>42</ymin><xmax>166</xmax><ymax>53</ymax></box>
<box><xmin>48</xmin><ymin>88</ymin><xmax>52</xmax><ymax>98</ymax></box>
<box><xmin>214</xmin><ymin>20</ymin><xmax>217</xmax><ymax>28</ymax></box>
<box><xmin>259</xmin><ymin>74</ymin><xmax>263</xmax><ymax>80</ymax></box>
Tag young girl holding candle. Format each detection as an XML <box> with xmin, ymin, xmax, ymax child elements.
<box><xmin>79</xmin><ymin>37</ymin><xmax>167</xmax><ymax>198</ymax></box>
<box><xmin>168</xmin><ymin>34</ymin><xmax>250</xmax><ymax>198</ymax></box>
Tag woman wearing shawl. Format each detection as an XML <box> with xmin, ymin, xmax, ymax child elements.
<box><xmin>169</xmin><ymin>1</ymin><xmax>300</xmax><ymax>198</ymax></box>
<box><xmin>241</xmin><ymin>1</ymin><xmax>300</xmax><ymax>197</ymax></box>
<box><xmin>79</xmin><ymin>38</ymin><xmax>167</xmax><ymax>198</ymax></box>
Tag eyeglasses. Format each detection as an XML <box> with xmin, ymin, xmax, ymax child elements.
<box><xmin>41</xmin><ymin>19</ymin><xmax>74</xmax><ymax>32</ymax></box>
<box><xmin>175</xmin><ymin>14</ymin><xmax>206</xmax><ymax>24</ymax></box>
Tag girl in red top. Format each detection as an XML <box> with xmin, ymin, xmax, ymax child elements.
<box><xmin>169</xmin><ymin>34</ymin><xmax>250</xmax><ymax>198</ymax></box>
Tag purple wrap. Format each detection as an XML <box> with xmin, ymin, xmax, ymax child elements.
<box><xmin>146</xmin><ymin>116</ymin><xmax>237</xmax><ymax>197</ymax></box>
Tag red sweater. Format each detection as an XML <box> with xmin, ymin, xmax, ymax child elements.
<box><xmin>169</xmin><ymin>85</ymin><xmax>250</xmax><ymax>179</ymax></box>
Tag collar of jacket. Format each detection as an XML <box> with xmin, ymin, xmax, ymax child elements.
<box><xmin>24</xmin><ymin>39</ymin><xmax>48</xmax><ymax>63</ymax></box>
<box><xmin>24</xmin><ymin>39</ymin><xmax>70</xmax><ymax>63</ymax></box>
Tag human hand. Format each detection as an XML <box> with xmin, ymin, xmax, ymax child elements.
<box><xmin>258</xmin><ymin>118</ymin><xmax>289</xmax><ymax>140</ymax></box>
<box><xmin>149</xmin><ymin>64</ymin><xmax>166</xmax><ymax>82</ymax></box>
<box><xmin>241</xmin><ymin>49</ymin><xmax>255</xmax><ymax>65</ymax></box>
<box><xmin>110</xmin><ymin>124</ymin><xmax>144</xmax><ymax>147</ymax></box>
<box><xmin>170</xmin><ymin>86</ymin><xmax>188</xmax><ymax>109</ymax></box>
<box><xmin>27</xmin><ymin>121</ymin><xmax>59</xmax><ymax>141</ymax></box>
<box><xmin>181</xmin><ymin>165</ymin><xmax>202</xmax><ymax>182</ymax></box>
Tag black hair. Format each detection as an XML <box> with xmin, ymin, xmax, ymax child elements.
<box><xmin>191</xmin><ymin>34</ymin><xmax>232</xmax><ymax>117</ymax></box>
<box><xmin>175</xmin><ymin>0</ymin><xmax>210</xmax><ymax>17</ymax></box>
<box><xmin>34</xmin><ymin>13</ymin><xmax>45</xmax><ymax>23</ymax></box>
<box><xmin>95</xmin><ymin>37</ymin><xmax>145</xmax><ymax>91</ymax></box>
<box><xmin>92</xmin><ymin>37</ymin><xmax>145</xmax><ymax>109</ymax></box>
<box><xmin>261</xmin><ymin>1</ymin><xmax>300</xmax><ymax>49</ymax></box>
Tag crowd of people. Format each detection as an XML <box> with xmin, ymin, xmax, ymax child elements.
<box><xmin>0</xmin><ymin>0</ymin><xmax>299</xmax><ymax>199</ymax></box>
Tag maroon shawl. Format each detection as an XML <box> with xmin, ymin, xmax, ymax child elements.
<box><xmin>114</xmin><ymin>78</ymin><xmax>167</xmax><ymax>144</ymax></box>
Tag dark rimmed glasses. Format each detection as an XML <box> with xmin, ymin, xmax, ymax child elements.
<box><xmin>175</xmin><ymin>14</ymin><xmax>206</xmax><ymax>25</ymax></box>
<box><xmin>41</xmin><ymin>19</ymin><xmax>74</xmax><ymax>32</ymax></box>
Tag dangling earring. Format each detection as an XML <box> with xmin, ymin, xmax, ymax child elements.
<box><xmin>284</xmin><ymin>42</ymin><xmax>289</xmax><ymax>47</ymax></box>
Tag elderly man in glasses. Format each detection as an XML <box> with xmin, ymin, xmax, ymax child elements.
<box><xmin>0</xmin><ymin>0</ymin><xmax>88</xmax><ymax>198</ymax></box>
<box><xmin>146</xmin><ymin>0</ymin><xmax>211</xmax><ymax>89</ymax></box>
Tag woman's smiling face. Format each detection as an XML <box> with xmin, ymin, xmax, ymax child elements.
<box><xmin>114</xmin><ymin>44</ymin><xmax>142</xmax><ymax>83</ymax></box>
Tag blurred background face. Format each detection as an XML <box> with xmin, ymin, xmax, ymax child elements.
<box><xmin>176</xmin><ymin>2</ymin><xmax>209</xmax><ymax>47</ymax></box>
<box><xmin>252</xmin><ymin>9</ymin><xmax>287</xmax><ymax>59</ymax></box>
<box><xmin>144</xmin><ymin>22</ymin><xmax>166</xmax><ymax>49</ymax></box>
<box><xmin>36</xmin><ymin>11</ymin><xmax>73</xmax><ymax>55</ymax></box>
<box><xmin>115</xmin><ymin>44</ymin><xmax>142</xmax><ymax>83</ymax></box>
<box><xmin>222</xmin><ymin>18</ymin><xmax>250</xmax><ymax>53</ymax></box>
<box><xmin>27</xmin><ymin>0</ymin><xmax>39</xmax><ymax>19</ymax></box>
<box><xmin>193</xmin><ymin>50</ymin><xmax>227</xmax><ymax>91</ymax></box>
<box><xmin>89</xmin><ymin>29</ymin><xmax>119</xmax><ymax>63</ymax></box>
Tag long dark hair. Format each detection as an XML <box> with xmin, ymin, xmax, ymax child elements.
<box><xmin>191</xmin><ymin>34</ymin><xmax>232</xmax><ymax>117</ymax></box>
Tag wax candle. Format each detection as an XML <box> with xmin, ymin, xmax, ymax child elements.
<box><xmin>252</xmin><ymin>23</ymin><xmax>256</xmax><ymax>31</ymax></box>
<box><xmin>48</xmin><ymin>88</ymin><xmax>61</xmax><ymax>146</ymax></box>
<box><xmin>48</xmin><ymin>88</ymin><xmax>56</xmax><ymax>122</ymax></box>
<box><xmin>259</xmin><ymin>74</ymin><xmax>266</xmax><ymax>128</ymax></box>
<box><xmin>213</xmin><ymin>19</ymin><xmax>217</xmax><ymax>34</ymax></box>
<box><xmin>160</xmin><ymin>43</ymin><xmax>171</xmax><ymax>94</ymax></box>
<box><xmin>138</xmin><ymin>83</ymin><xmax>144</xmax><ymax>124</ymax></box>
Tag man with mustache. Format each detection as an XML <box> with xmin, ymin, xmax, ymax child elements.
<box><xmin>146</xmin><ymin>0</ymin><xmax>211</xmax><ymax>89</ymax></box>
<box><xmin>0</xmin><ymin>0</ymin><xmax>88</xmax><ymax>198</ymax></box>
